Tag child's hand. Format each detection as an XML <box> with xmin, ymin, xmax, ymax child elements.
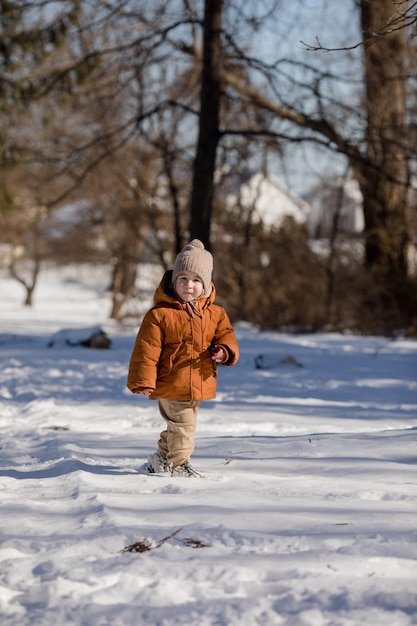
<box><xmin>211</xmin><ymin>344</ymin><xmax>226</xmax><ymax>363</ymax></box>
<box><xmin>137</xmin><ymin>388</ymin><xmax>153</xmax><ymax>396</ymax></box>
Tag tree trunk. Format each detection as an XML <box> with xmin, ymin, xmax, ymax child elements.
<box><xmin>9</xmin><ymin>246</ymin><xmax>41</xmax><ymax>307</ymax></box>
<box><xmin>189</xmin><ymin>0</ymin><xmax>223</xmax><ymax>249</ymax></box>
<box><xmin>359</xmin><ymin>0</ymin><xmax>410</xmax><ymax>276</ymax></box>
<box><xmin>109</xmin><ymin>226</ymin><xmax>141</xmax><ymax>320</ymax></box>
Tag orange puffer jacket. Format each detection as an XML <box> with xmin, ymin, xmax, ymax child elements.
<box><xmin>127</xmin><ymin>271</ymin><xmax>239</xmax><ymax>400</ymax></box>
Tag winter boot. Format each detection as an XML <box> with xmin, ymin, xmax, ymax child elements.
<box><xmin>170</xmin><ymin>461</ymin><xmax>202</xmax><ymax>478</ymax></box>
<box><xmin>145</xmin><ymin>452</ymin><xmax>170</xmax><ymax>474</ymax></box>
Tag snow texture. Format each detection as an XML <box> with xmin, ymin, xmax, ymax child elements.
<box><xmin>1</xmin><ymin>266</ymin><xmax>417</xmax><ymax>626</ymax></box>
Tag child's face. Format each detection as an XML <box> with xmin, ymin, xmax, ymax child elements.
<box><xmin>174</xmin><ymin>271</ymin><xmax>204</xmax><ymax>301</ymax></box>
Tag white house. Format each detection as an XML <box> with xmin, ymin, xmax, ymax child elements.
<box><xmin>226</xmin><ymin>172</ymin><xmax>310</xmax><ymax>228</ymax></box>
<box><xmin>307</xmin><ymin>177</ymin><xmax>364</xmax><ymax>237</ymax></box>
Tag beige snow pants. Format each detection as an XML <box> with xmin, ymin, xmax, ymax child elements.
<box><xmin>157</xmin><ymin>399</ymin><xmax>201</xmax><ymax>467</ymax></box>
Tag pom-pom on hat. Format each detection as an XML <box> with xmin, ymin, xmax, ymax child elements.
<box><xmin>172</xmin><ymin>239</ymin><xmax>213</xmax><ymax>296</ymax></box>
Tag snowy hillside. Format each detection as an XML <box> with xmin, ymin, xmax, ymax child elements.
<box><xmin>1</xmin><ymin>267</ymin><xmax>416</xmax><ymax>626</ymax></box>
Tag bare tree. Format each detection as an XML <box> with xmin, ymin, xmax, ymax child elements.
<box><xmin>184</xmin><ymin>0</ymin><xmax>415</xmax><ymax>279</ymax></box>
<box><xmin>357</xmin><ymin>0</ymin><xmax>410</xmax><ymax>275</ymax></box>
<box><xmin>189</xmin><ymin>0</ymin><xmax>223</xmax><ymax>248</ymax></box>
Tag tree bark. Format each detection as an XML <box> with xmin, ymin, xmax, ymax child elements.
<box><xmin>357</xmin><ymin>0</ymin><xmax>410</xmax><ymax>276</ymax></box>
<box><xmin>189</xmin><ymin>0</ymin><xmax>223</xmax><ymax>249</ymax></box>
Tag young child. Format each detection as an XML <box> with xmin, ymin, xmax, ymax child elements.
<box><xmin>127</xmin><ymin>239</ymin><xmax>239</xmax><ymax>477</ymax></box>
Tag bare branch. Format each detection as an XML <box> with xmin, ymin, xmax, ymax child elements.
<box><xmin>301</xmin><ymin>0</ymin><xmax>417</xmax><ymax>52</ymax></box>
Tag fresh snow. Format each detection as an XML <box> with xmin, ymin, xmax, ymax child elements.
<box><xmin>1</xmin><ymin>266</ymin><xmax>417</xmax><ymax>626</ymax></box>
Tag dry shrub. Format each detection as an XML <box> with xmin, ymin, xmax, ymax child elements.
<box><xmin>352</xmin><ymin>270</ymin><xmax>417</xmax><ymax>337</ymax></box>
<box><xmin>214</xmin><ymin>219</ymin><xmax>327</xmax><ymax>331</ymax></box>
<box><xmin>214</xmin><ymin>220</ymin><xmax>417</xmax><ymax>336</ymax></box>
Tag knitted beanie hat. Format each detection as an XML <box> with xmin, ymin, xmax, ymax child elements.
<box><xmin>172</xmin><ymin>239</ymin><xmax>213</xmax><ymax>295</ymax></box>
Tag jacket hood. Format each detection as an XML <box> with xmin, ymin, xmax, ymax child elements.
<box><xmin>153</xmin><ymin>270</ymin><xmax>216</xmax><ymax>308</ymax></box>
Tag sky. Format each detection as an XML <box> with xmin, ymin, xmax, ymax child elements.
<box><xmin>1</xmin><ymin>264</ymin><xmax>416</xmax><ymax>625</ymax></box>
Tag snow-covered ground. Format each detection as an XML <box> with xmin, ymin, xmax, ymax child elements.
<box><xmin>1</xmin><ymin>266</ymin><xmax>417</xmax><ymax>626</ymax></box>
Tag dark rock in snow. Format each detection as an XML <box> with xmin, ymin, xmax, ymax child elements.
<box><xmin>254</xmin><ymin>353</ymin><xmax>303</xmax><ymax>369</ymax></box>
<box><xmin>48</xmin><ymin>326</ymin><xmax>111</xmax><ymax>349</ymax></box>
